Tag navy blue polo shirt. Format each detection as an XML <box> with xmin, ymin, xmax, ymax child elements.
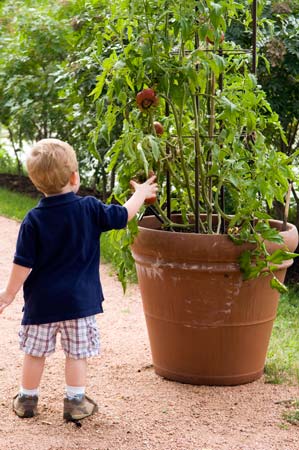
<box><xmin>13</xmin><ymin>192</ymin><xmax>128</xmax><ymax>325</ymax></box>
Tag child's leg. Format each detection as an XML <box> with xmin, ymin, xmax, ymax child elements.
<box><xmin>13</xmin><ymin>354</ymin><xmax>45</xmax><ymax>418</ymax></box>
<box><xmin>61</xmin><ymin>317</ymin><xmax>99</xmax><ymax>420</ymax></box>
<box><xmin>22</xmin><ymin>354</ymin><xmax>46</xmax><ymax>390</ymax></box>
<box><xmin>14</xmin><ymin>322</ymin><xmax>58</xmax><ymax>418</ymax></box>
<box><xmin>63</xmin><ymin>356</ymin><xmax>98</xmax><ymax>421</ymax></box>
<box><xmin>18</xmin><ymin>322</ymin><xmax>57</xmax><ymax>392</ymax></box>
<box><xmin>61</xmin><ymin>316</ymin><xmax>99</xmax><ymax>397</ymax></box>
<box><xmin>65</xmin><ymin>356</ymin><xmax>86</xmax><ymax>388</ymax></box>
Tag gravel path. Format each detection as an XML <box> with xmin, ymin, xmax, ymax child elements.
<box><xmin>0</xmin><ymin>215</ymin><xmax>298</xmax><ymax>450</ymax></box>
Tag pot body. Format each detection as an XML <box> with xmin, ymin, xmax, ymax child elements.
<box><xmin>131</xmin><ymin>216</ymin><xmax>298</xmax><ymax>385</ymax></box>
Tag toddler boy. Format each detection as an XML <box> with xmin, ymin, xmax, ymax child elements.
<box><xmin>0</xmin><ymin>138</ymin><xmax>157</xmax><ymax>421</ymax></box>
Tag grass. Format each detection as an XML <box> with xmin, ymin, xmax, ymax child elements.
<box><xmin>0</xmin><ymin>187</ymin><xmax>298</xmax><ymax>384</ymax></box>
<box><xmin>265</xmin><ymin>288</ymin><xmax>299</xmax><ymax>385</ymax></box>
<box><xmin>0</xmin><ymin>187</ymin><xmax>118</xmax><ymax>272</ymax></box>
<box><xmin>0</xmin><ymin>187</ymin><xmax>39</xmax><ymax>221</ymax></box>
<box><xmin>281</xmin><ymin>400</ymin><xmax>299</xmax><ymax>426</ymax></box>
<box><xmin>283</xmin><ymin>409</ymin><xmax>299</xmax><ymax>426</ymax></box>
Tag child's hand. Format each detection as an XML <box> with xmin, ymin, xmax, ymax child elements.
<box><xmin>130</xmin><ymin>174</ymin><xmax>158</xmax><ymax>204</ymax></box>
<box><xmin>0</xmin><ymin>290</ymin><xmax>14</xmax><ymax>314</ymax></box>
<box><xmin>124</xmin><ymin>174</ymin><xmax>158</xmax><ymax>221</ymax></box>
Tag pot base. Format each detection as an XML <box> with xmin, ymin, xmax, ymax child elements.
<box><xmin>132</xmin><ymin>215</ymin><xmax>298</xmax><ymax>386</ymax></box>
<box><xmin>154</xmin><ymin>365</ymin><xmax>264</xmax><ymax>386</ymax></box>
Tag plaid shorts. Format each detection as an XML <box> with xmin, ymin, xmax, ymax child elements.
<box><xmin>18</xmin><ymin>315</ymin><xmax>100</xmax><ymax>359</ymax></box>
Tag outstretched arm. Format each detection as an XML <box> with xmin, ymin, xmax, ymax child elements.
<box><xmin>124</xmin><ymin>175</ymin><xmax>158</xmax><ymax>221</ymax></box>
<box><xmin>0</xmin><ymin>264</ymin><xmax>31</xmax><ymax>314</ymax></box>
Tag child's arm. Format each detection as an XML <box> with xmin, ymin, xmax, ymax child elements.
<box><xmin>124</xmin><ymin>175</ymin><xmax>158</xmax><ymax>221</ymax></box>
<box><xmin>0</xmin><ymin>264</ymin><xmax>31</xmax><ymax>314</ymax></box>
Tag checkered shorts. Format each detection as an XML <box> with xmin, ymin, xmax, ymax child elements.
<box><xmin>18</xmin><ymin>315</ymin><xmax>100</xmax><ymax>359</ymax></box>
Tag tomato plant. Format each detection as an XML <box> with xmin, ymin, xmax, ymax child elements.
<box><xmin>90</xmin><ymin>0</ymin><xmax>297</xmax><ymax>289</ymax></box>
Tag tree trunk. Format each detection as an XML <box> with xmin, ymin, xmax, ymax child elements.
<box><xmin>8</xmin><ymin>128</ymin><xmax>22</xmax><ymax>175</ymax></box>
<box><xmin>101</xmin><ymin>165</ymin><xmax>107</xmax><ymax>202</ymax></box>
<box><xmin>110</xmin><ymin>166</ymin><xmax>116</xmax><ymax>192</ymax></box>
<box><xmin>272</xmin><ymin>199</ymin><xmax>284</xmax><ymax>221</ymax></box>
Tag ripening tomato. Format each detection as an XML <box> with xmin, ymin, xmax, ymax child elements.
<box><xmin>144</xmin><ymin>195</ymin><xmax>156</xmax><ymax>205</ymax></box>
<box><xmin>153</xmin><ymin>121</ymin><xmax>164</xmax><ymax>136</ymax></box>
<box><xmin>205</xmin><ymin>31</ymin><xmax>225</xmax><ymax>45</ymax></box>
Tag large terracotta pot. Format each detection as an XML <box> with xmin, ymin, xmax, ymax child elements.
<box><xmin>131</xmin><ymin>215</ymin><xmax>298</xmax><ymax>385</ymax></box>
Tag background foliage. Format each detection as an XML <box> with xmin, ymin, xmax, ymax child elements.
<box><xmin>0</xmin><ymin>0</ymin><xmax>298</xmax><ymax>285</ymax></box>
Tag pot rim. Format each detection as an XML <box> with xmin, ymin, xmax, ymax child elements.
<box><xmin>138</xmin><ymin>214</ymin><xmax>297</xmax><ymax>238</ymax></box>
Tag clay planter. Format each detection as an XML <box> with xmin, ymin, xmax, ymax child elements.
<box><xmin>131</xmin><ymin>215</ymin><xmax>298</xmax><ymax>386</ymax></box>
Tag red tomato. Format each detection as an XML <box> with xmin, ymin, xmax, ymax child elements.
<box><xmin>136</xmin><ymin>88</ymin><xmax>159</xmax><ymax>112</ymax></box>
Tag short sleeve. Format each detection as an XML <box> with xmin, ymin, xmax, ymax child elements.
<box><xmin>13</xmin><ymin>217</ymin><xmax>37</xmax><ymax>268</ymax></box>
<box><xmin>97</xmin><ymin>202</ymin><xmax>128</xmax><ymax>232</ymax></box>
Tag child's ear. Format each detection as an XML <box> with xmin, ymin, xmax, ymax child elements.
<box><xmin>69</xmin><ymin>171</ymin><xmax>78</xmax><ymax>186</ymax></box>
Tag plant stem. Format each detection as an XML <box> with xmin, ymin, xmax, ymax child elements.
<box><xmin>159</xmin><ymin>93</ymin><xmax>195</xmax><ymax>214</ymax></box>
<box><xmin>152</xmin><ymin>202</ymin><xmax>174</xmax><ymax>228</ymax></box>
<box><xmin>214</xmin><ymin>178</ymin><xmax>234</xmax><ymax>222</ymax></box>
<box><xmin>143</xmin><ymin>0</ymin><xmax>153</xmax><ymax>55</ymax></box>
<box><xmin>282</xmin><ymin>182</ymin><xmax>292</xmax><ymax>231</ymax></box>
<box><xmin>164</xmin><ymin>159</ymin><xmax>183</xmax><ymax>184</ymax></box>
<box><xmin>191</xmin><ymin>94</ymin><xmax>211</xmax><ymax>232</ymax></box>
<box><xmin>207</xmin><ymin>70</ymin><xmax>216</xmax><ymax>231</ymax></box>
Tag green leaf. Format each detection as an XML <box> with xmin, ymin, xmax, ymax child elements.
<box><xmin>208</xmin><ymin>54</ymin><xmax>225</xmax><ymax>77</ymax></box>
<box><xmin>107</xmin><ymin>140</ymin><xmax>122</xmax><ymax>171</ymax></box>
<box><xmin>180</xmin><ymin>17</ymin><xmax>191</xmax><ymax>42</ymax></box>
<box><xmin>248</xmin><ymin>74</ymin><xmax>257</xmax><ymax>89</ymax></box>
<box><xmin>270</xmin><ymin>276</ymin><xmax>288</xmax><ymax>294</ymax></box>
<box><xmin>254</xmin><ymin>222</ymin><xmax>284</xmax><ymax>243</ymax></box>
<box><xmin>220</xmin><ymin>96</ymin><xmax>238</xmax><ymax>115</ymax></box>
<box><xmin>125</xmin><ymin>73</ymin><xmax>135</xmax><ymax>92</ymax></box>
<box><xmin>228</xmin><ymin>234</ymin><xmax>245</xmax><ymax>245</ymax></box>
<box><xmin>209</xmin><ymin>2</ymin><xmax>223</xmax><ymax>28</ymax></box>
<box><xmin>246</xmin><ymin>111</ymin><xmax>256</xmax><ymax>132</ymax></box>
<box><xmin>239</xmin><ymin>250</ymin><xmax>252</xmax><ymax>277</ymax></box>
<box><xmin>146</xmin><ymin>135</ymin><xmax>160</xmax><ymax>162</ymax></box>
<box><xmin>90</xmin><ymin>75</ymin><xmax>106</xmax><ymax>100</ymax></box>
<box><xmin>254</xmin><ymin>211</ymin><xmax>273</xmax><ymax>220</ymax></box>
<box><xmin>267</xmin><ymin>249</ymin><xmax>298</xmax><ymax>264</ymax></box>
<box><xmin>137</xmin><ymin>142</ymin><xmax>149</xmax><ymax>176</ymax></box>
<box><xmin>198</xmin><ymin>23</ymin><xmax>210</xmax><ymax>41</ymax></box>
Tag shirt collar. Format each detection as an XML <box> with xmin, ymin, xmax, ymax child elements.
<box><xmin>37</xmin><ymin>192</ymin><xmax>80</xmax><ymax>208</ymax></box>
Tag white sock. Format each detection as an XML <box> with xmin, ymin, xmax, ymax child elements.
<box><xmin>20</xmin><ymin>386</ymin><xmax>39</xmax><ymax>397</ymax></box>
<box><xmin>65</xmin><ymin>385</ymin><xmax>85</xmax><ymax>399</ymax></box>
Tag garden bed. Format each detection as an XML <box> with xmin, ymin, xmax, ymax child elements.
<box><xmin>0</xmin><ymin>215</ymin><xmax>298</xmax><ymax>450</ymax></box>
<box><xmin>0</xmin><ymin>173</ymin><xmax>104</xmax><ymax>199</ymax></box>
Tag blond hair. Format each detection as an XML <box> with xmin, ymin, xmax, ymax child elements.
<box><xmin>26</xmin><ymin>138</ymin><xmax>78</xmax><ymax>195</ymax></box>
